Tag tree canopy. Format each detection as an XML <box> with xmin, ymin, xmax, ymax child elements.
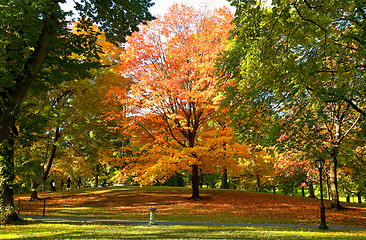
<box><xmin>107</xmin><ymin>4</ymin><xmax>239</xmax><ymax>199</ymax></box>
<box><xmin>220</xmin><ymin>0</ymin><xmax>365</xmax><ymax>209</ymax></box>
<box><xmin>0</xmin><ymin>0</ymin><xmax>154</xmax><ymax>223</ymax></box>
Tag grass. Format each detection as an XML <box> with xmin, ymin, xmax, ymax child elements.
<box><xmin>1</xmin><ymin>221</ymin><xmax>366</xmax><ymax>239</ymax></box>
<box><xmin>5</xmin><ymin>186</ymin><xmax>366</xmax><ymax>239</ymax></box>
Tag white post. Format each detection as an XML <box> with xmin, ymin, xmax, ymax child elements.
<box><xmin>148</xmin><ymin>208</ymin><xmax>157</xmax><ymax>225</ymax></box>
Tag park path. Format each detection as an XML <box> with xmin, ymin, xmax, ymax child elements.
<box><xmin>19</xmin><ymin>215</ymin><xmax>365</xmax><ymax>230</ymax></box>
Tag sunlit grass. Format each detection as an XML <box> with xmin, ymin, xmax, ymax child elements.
<box><xmin>1</xmin><ymin>221</ymin><xmax>366</xmax><ymax>240</ymax></box>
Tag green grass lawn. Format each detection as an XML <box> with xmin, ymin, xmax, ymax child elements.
<box><xmin>1</xmin><ymin>220</ymin><xmax>366</xmax><ymax>240</ymax></box>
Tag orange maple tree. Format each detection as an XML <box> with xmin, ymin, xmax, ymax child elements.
<box><xmin>112</xmin><ymin>4</ymin><xmax>236</xmax><ymax>198</ymax></box>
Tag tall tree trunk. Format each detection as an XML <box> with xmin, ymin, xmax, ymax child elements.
<box><xmin>220</xmin><ymin>143</ymin><xmax>229</xmax><ymax>189</ymax></box>
<box><xmin>0</xmin><ymin>116</ymin><xmax>19</xmax><ymax>223</ymax></box>
<box><xmin>0</xmin><ymin>138</ymin><xmax>15</xmax><ymax>207</ymax></box>
<box><xmin>220</xmin><ymin>168</ymin><xmax>229</xmax><ymax>189</ymax></box>
<box><xmin>191</xmin><ymin>164</ymin><xmax>200</xmax><ymax>199</ymax></box>
<box><xmin>94</xmin><ymin>164</ymin><xmax>100</xmax><ymax>187</ymax></box>
<box><xmin>42</xmin><ymin>127</ymin><xmax>60</xmax><ymax>181</ymax></box>
<box><xmin>329</xmin><ymin>154</ymin><xmax>343</xmax><ymax>210</ymax></box>
<box><xmin>325</xmin><ymin>174</ymin><xmax>331</xmax><ymax>200</ymax></box>
<box><xmin>326</xmin><ymin>103</ymin><xmax>357</xmax><ymax>210</ymax></box>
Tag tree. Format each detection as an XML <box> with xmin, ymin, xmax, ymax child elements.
<box><xmin>112</xmin><ymin>4</ymin><xmax>234</xmax><ymax>199</ymax></box>
<box><xmin>275</xmin><ymin>150</ymin><xmax>317</xmax><ymax>198</ymax></box>
<box><xmin>0</xmin><ymin>0</ymin><xmax>154</xmax><ymax>223</ymax></box>
<box><xmin>278</xmin><ymin>102</ymin><xmax>360</xmax><ymax>207</ymax></box>
<box><xmin>221</xmin><ymin>0</ymin><xmax>365</xmax><ymax>210</ymax></box>
<box><xmin>15</xmin><ymin>26</ymin><xmax>131</xmax><ymax>199</ymax></box>
<box><xmin>199</xmin><ymin>110</ymin><xmax>249</xmax><ymax>190</ymax></box>
<box><xmin>237</xmin><ymin>146</ymin><xmax>277</xmax><ymax>192</ymax></box>
<box><xmin>337</xmin><ymin>120</ymin><xmax>366</xmax><ymax>203</ymax></box>
<box><xmin>14</xmin><ymin>93</ymin><xmax>64</xmax><ymax>197</ymax></box>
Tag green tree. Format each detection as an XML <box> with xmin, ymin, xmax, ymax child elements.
<box><xmin>220</xmin><ymin>0</ymin><xmax>365</xmax><ymax>210</ymax></box>
<box><xmin>15</xmin><ymin>27</ymin><xmax>132</xmax><ymax>200</ymax></box>
<box><xmin>0</xmin><ymin>0</ymin><xmax>153</xmax><ymax>223</ymax></box>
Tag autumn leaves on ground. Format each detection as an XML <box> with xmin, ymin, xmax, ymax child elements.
<box><xmin>15</xmin><ymin>187</ymin><xmax>366</xmax><ymax>228</ymax></box>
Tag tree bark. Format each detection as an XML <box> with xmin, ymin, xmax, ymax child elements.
<box><xmin>325</xmin><ymin>174</ymin><xmax>331</xmax><ymax>200</ymax></box>
<box><xmin>357</xmin><ymin>191</ymin><xmax>362</xmax><ymax>204</ymax></box>
<box><xmin>329</xmin><ymin>154</ymin><xmax>343</xmax><ymax>210</ymax></box>
<box><xmin>0</xmin><ymin>136</ymin><xmax>15</xmax><ymax>207</ymax></box>
<box><xmin>191</xmin><ymin>164</ymin><xmax>200</xmax><ymax>199</ymax></box>
<box><xmin>94</xmin><ymin>164</ymin><xmax>100</xmax><ymax>187</ymax></box>
<box><xmin>220</xmin><ymin>168</ymin><xmax>229</xmax><ymax>189</ymax></box>
<box><xmin>43</xmin><ymin>127</ymin><xmax>60</xmax><ymax>180</ymax></box>
<box><xmin>30</xmin><ymin>180</ymin><xmax>41</xmax><ymax>201</ymax></box>
<box><xmin>256</xmin><ymin>174</ymin><xmax>261</xmax><ymax>192</ymax></box>
<box><xmin>308</xmin><ymin>182</ymin><xmax>316</xmax><ymax>198</ymax></box>
<box><xmin>173</xmin><ymin>173</ymin><xmax>179</xmax><ymax>187</ymax></box>
<box><xmin>0</xmin><ymin>117</ymin><xmax>19</xmax><ymax>223</ymax></box>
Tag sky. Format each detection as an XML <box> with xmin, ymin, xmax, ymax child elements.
<box><xmin>61</xmin><ymin>0</ymin><xmax>235</xmax><ymax>17</ymax></box>
<box><xmin>149</xmin><ymin>0</ymin><xmax>235</xmax><ymax>16</ymax></box>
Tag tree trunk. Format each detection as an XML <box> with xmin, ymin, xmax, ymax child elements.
<box><xmin>325</xmin><ymin>174</ymin><xmax>331</xmax><ymax>200</ymax></box>
<box><xmin>173</xmin><ymin>173</ymin><xmax>179</xmax><ymax>187</ymax></box>
<box><xmin>0</xmin><ymin>117</ymin><xmax>19</xmax><ymax>223</ymax></box>
<box><xmin>357</xmin><ymin>191</ymin><xmax>362</xmax><ymax>204</ymax></box>
<box><xmin>30</xmin><ymin>180</ymin><xmax>41</xmax><ymax>201</ymax></box>
<box><xmin>329</xmin><ymin>155</ymin><xmax>343</xmax><ymax>210</ymax></box>
<box><xmin>220</xmin><ymin>168</ymin><xmax>229</xmax><ymax>189</ymax></box>
<box><xmin>308</xmin><ymin>182</ymin><xmax>316</xmax><ymax>198</ymax></box>
<box><xmin>0</xmin><ymin>140</ymin><xmax>15</xmax><ymax>208</ymax></box>
<box><xmin>94</xmin><ymin>164</ymin><xmax>100</xmax><ymax>187</ymax></box>
<box><xmin>42</xmin><ymin>127</ymin><xmax>60</xmax><ymax>182</ymax></box>
<box><xmin>191</xmin><ymin>164</ymin><xmax>200</xmax><ymax>199</ymax></box>
<box><xmin>256</xmin><ymin>174</ymin><xmax>261</xmax><ymax>192</ymax></box>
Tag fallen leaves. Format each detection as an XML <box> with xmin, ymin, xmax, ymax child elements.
<box><xmin>15</xmin><ymin>187</ymin><xmax>366</xmax><ymax>227</ymax></box>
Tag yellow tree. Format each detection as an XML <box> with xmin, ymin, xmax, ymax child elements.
<box><xmin>114</xmin><ymin>4</ymin><xmax>234</xmax><ymax>199</ymax></box>
<box><xmin>237</xmin><ymin>146</ymin><xmax>277</xmax><ymax>192</ymax></box>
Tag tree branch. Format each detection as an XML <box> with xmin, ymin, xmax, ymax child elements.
<box><xmin>293</xmin><ymin>1</ymin><xmax>327</xmax><ymax>33</ymax></box>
